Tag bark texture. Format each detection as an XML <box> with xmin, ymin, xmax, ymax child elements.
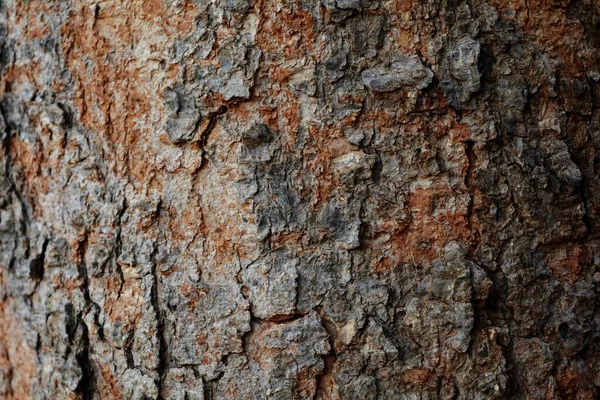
<box><xmin>0</xmin><ymin>0</ymin><xmax>599</xmax><ymax>399</ymax></box>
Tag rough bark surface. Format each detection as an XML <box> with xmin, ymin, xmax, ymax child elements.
<box><xmin>0</xmin><ymin>0</ymin><xmax>599</xmax><ymax>399</ymax></box>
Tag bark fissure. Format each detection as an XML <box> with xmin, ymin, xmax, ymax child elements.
<box><xmin>151</xmin><ymin>247</ymin><xmax>168</xmax><ymax>399</ymax></box>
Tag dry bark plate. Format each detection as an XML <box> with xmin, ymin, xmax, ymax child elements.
<box><xmin>0</xmin><ymin>0</ymin><xmax>599</xmax><ymax>399</ymax></box>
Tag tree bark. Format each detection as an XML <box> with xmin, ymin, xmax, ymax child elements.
<box><xmin>0</xmin><ymin>0</ymin><xmax>599</xmax><ymax>398</ymax></box>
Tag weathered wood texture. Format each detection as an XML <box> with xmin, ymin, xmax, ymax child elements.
<box><xmin>0</xmin><ymin>0</ymin><xmax>599</xmax><ymax>398</ymax></box>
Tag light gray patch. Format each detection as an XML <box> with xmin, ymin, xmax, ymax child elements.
<box><xmin>540</xmin><ymin>136</ymin><xmax>582</xmax><ymax>186</ymax></box>
<box><xmin>224</xmin><ymin>0</ymin><xmax>251</xmax><ymax>14</ymax></box>
<box><xmin>163</xmin><ymin>87</ymin><xmax>201</xmax><ymax>144</ymax></box>
<box><xmin>162</xmin><ymin>368</ymin><xmax>205</xmax><ymax>400</ymax></box>
<box><xmin>362</xmin><ymin>55</ymin><xmax>433</xmax><ymax>92</ymax></box>
<box><xmin>331</xmin><ymin>151</ymin><xmax>376</xmax><ymax>185</ymax></box>
<box><xmin>440</xmin><ymin>36</ymin><xmax>481</xmax><ymax>108</ymax></box>
<box><xmin>242</xmin><ymin>249</ymin><xmax>298</xmax><ymax>320</ymax></box>
<box><xmin>215</xmin><ymin>313</ymin><xmax>330</xmax><ymax>399</ymax></box>
<box><xmin>321</xmin><ymin>198</ymin><xmax>362</xmax><ymax>249</ymax></box>
<box><xmin>346</xmin><ymin>14</ymin><xmax>386</xmax><ymax>59</ymax></box>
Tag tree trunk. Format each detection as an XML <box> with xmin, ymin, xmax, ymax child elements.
<box><xmin>0</xmin><ymin>0</ymin><xmax>599</xmax><ymax>398</ymax></box>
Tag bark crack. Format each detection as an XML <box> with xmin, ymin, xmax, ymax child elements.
<box><xmin>464</xmin><ymin>139</ymin><xmax>481</xmax><ymax>257</ymax></box>
<box><xmin>76</xmin><ymin>234</ymin><xmax>95</xmax><ymax>400</ymax></box>
<box><xmin>152</xmin><ymin>241</ymin><xmax>168</xmax><ymax>399</ymax></box>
